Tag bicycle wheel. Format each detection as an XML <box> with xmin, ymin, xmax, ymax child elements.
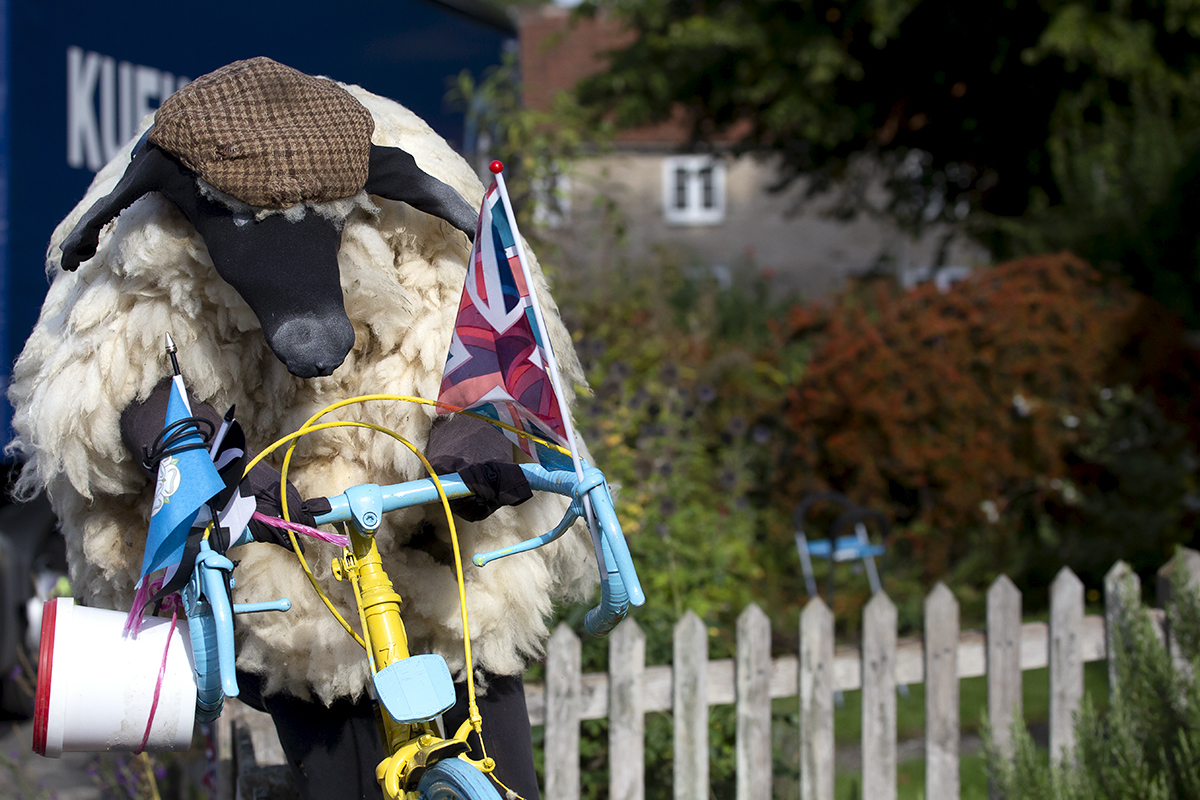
<box><xmin>416</xmin><ymin>757</ymin><xmax>498</xmax><ymax>800</ymax></box>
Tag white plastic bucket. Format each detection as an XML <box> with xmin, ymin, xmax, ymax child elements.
<box><xmin>33</xmin><ymin>597</ymin><xmax>197</xmax><ymax>756</ymax></box>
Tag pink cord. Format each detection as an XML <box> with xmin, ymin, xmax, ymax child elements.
<box><xmin>124</xmin><ymin>576</ymin><xmax>168</xmax><ymax>636</ymax></box>
<box><xmin>137</xmin><ymin>605</ymin><xmax>178</xmax><ymax>753</ymax></box>
<box><xmin>252</xmin><ymin>512</ymin><xmax>350</xmax><ymax>548</ymax></box>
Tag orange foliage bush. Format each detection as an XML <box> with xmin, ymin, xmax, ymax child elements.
<box><xmin>780</xmin><ymin>252</ymin><xmax>1197</xmax><ymax>581</ymax></box>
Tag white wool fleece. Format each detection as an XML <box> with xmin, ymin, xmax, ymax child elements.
<box><xmin>7</xmin><ymin>85</ymin><xmax>598</xmax><ymax>704</ymax></box>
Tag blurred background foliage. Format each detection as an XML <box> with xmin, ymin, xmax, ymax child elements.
<box><xmin>574</xmin><ymin>0</ymin><xmax>1200</xmax><ymax>326</ymax></box>
<box><xmin>454</xmin><ymin>0</ymin><xmax>1200</xmax><ymax>638</ymax></box>
<box><xmin>775</xmin><ymin>252</ymin><xmax>1200</xmax><ymax>618</ymax></box>
<box><xmin>538</xmin><ymin>247</ymin><xmax>1200</xmax><ymax>799</ymax></box>
<box><xmin>556</xmin><ymin>247</ymin><xmax>1200</xmax><ymax>645</ymax></box>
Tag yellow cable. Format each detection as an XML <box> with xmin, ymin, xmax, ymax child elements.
<box><xmin>241</xmin><ymin>418</ymin><xmax>443</xmax><ymax>648</ymax></box>
<box><xmin>242</xmin><ymin>420</ymin><xmax>421</xmax><ymax>649</ymax></box>
<box><xmin>290</xmin><ymin>394</ymin><xmax>571</xmax><ymax>460</ymax></box>
<box><xmin>271</xmin><ymin>420</ymin><xmax>422</xmax><ymax>649</ymax></box>
<box><xmin>138</xmin><ymin>752</ymin><xmax>162</xmax><ymax>800</ymax></box>
<box><xmin>487</xmin><ymin>773</ymin><xmax>525</xmax><ymax>800</ymax></box>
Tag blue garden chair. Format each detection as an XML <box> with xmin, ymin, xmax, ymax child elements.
<box><xmin>794</xmin><ymin>492</ymin><xmax>890</xmax><ymax>600</ymax></box>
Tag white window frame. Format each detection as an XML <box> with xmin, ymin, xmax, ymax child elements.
<box><xmin>662</xmin><ymin>155</ymin><xmax>726</xmax><ymax>225</ymax></box>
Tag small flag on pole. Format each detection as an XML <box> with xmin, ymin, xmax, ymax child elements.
<box><xmin>127</xmin><ymin>334</ymin><xmax>224</xmax><ymax>628</ymax></box>
<box><xmin>438</xmin><ymin>163</ymin><xmax>572</xmax><ymax>468</ymax></box>
<box><xmin>138</xmin><ymin>373</ymin><xmax>225</xmax><ymax>586</ymax></box>
<box><xmin>441</xmin><ymin>161</ymin><xmax>610</xmax><ymax>575</ymax></box>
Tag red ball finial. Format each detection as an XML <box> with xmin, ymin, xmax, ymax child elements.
<box><xmin>489</xmin><ymin>160</ymin><xmax>504</xmax><ymax>174</ymax></box>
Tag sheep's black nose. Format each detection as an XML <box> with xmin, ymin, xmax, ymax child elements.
<box><xmin>270</xmin><ymin>314</ymin><xmax>356</xmax><ymax>378</ymax></box>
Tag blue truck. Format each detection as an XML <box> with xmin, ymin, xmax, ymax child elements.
<box><xmin>0</xmin><ymin>0</ymin><xmax>514</xmax><ymax>452</ymax></box>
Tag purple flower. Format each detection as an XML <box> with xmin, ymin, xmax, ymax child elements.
<box><xmin>725</xmin><ymin>416</ymin><xmax>747</xmax><ymax>438</ymax></box>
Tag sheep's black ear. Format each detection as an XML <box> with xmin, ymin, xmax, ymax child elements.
<box><xmin>364</xmin><ymin>144</ymin><xmax>477</xmax><ymax>242</ymax></box>
<box><xmin>59</xmin><ymin>135</ymin><xmax>183</xmax><ymax>271</ymax></box>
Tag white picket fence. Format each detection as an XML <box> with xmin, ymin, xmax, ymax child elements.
<box><xmin>524</xmin><ymin>550</ymin><xmax>1200</xmax><ymax>800</ymax></box>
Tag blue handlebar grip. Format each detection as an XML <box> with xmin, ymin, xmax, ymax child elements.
<box><xmin>187</xmin><ymin>602</ymin><xmax>224</xmax><ymax>722</ymax></box>
<box><xmin>519</xmin><ymin>464</ymin><xmax>579</xmax><ymax>495</ymax></box>
<box><xmin>579</xmin><ymin>477</ymin><xmax>645</xmax><ymax>636</ymax></box>
<box><xmin>584</xmin><ymin>533</ymin><xmax>631</xmax><ymax>636</ymax></box>
<box><xmin>583</xmin><ymin>480</ymin><xmax>645</xmax><ymax>609</ymax></box>
<box><xmin>516</xmin><ymin>463</ymin><xmax>645</xmax><ymax>636</ymax></box>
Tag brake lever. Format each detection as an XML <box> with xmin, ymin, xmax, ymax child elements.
<box><xmin>471</xmin><ymin>466</ymin><xmax>606</xmax><ymax>567</ymax></box>
<box><xmin>184</xmin><ymin>536</ymin><xmax>291</xmax><ymax>721</ymax></box>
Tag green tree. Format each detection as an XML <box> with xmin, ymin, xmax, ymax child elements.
<box><xmin>575</xmin><ymin>0</ymin><xmax>1200</xmax><ymax>322</ymax></box>
<box><xmin>449</xmin><ymin>54</ymin><xmax>613</xmax><ymax>237</ymax></box>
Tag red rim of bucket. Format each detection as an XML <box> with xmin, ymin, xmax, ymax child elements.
<box><xmin>32</xmin><ymin>597</ymin><xmax>58</xmax><ymax>756</ymax></box>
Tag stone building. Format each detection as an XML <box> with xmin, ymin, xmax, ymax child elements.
<box><xmin>515</xmin><ymin>5</ymin><xmax>987</xmax><ymax>298</ymax></box>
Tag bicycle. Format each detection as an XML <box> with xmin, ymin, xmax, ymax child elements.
<box><xmin>182</xmin><ymin>394</ymin><xmax>644</xmax><ymax>799</ymax></box>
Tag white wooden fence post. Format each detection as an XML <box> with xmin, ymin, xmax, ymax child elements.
<box><xmin>674</xmin><ymin>611</ymin><xmax>709</xmax><ymax>800</ymax></box>
<box><xmin>862</xmin><ymin>592</ymin><xmax>897</xmax><ymax>800</ymax></box>
<box><xmin>1049</xmin><ymin>567</ymin><xmax>1083</xmax><ymax>764</ymax></box>
<box><xmin>610</xmin><ymin>619</ymin><xmax>646</xmax><ymax>800</ymax></box>
<box><xmin>986</xmin><ymin>574</ymin><xmax>1022</xmax><ymax>770</ymax></box>
<box><xmin>1104</xmin><ymin>561</ymin><xmax>1139</xmax><ymax>693</ymax></box>
<box><xmin>925</xmin><ymin>583</ymin><xmax>959</xmax><ymax>800</ymax></box>
<box><xmin>545</xmin><ymin>623</ymin><xmax>581</xmax><ymax>800</ymax></box>
<box><xmin>737</xmin><ymin>604</ymin><xmax>771</xmax><ymax>800</ymax></box>
<box><xmin>1157</xmin><ymin>548</ymin><xmax>1200</xmax><ymax>672</ymax></box>
<box><xmin>799</xmin><ymin>598</ymin><xmax>834</xmax><ymax>800</ymax></box>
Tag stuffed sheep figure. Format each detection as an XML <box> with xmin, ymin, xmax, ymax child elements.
<box><xmin>7</xmin><ymin>57</ymin><xmax>595</xmax><ymax>799</ymax></box>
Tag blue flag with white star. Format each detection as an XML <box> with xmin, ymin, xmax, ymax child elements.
<box><xmin>138</xmin><ymin>375</ymin><xmax>224</xmax><ymax>587</ymax></box>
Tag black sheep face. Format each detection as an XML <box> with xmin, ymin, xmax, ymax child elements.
<box><xmin>59</xmin><ymin>138</ymin><xmax>476</xmax><ymax>379</ymax></box>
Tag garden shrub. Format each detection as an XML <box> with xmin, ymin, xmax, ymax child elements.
<box><xmin>545</xmin><ymin>251</ymin><xmax>802</xmax><ymax>800</ymax></box>
<box><xmin>986</xmin><ymin>557</ymin><xmax>1200</xmax><ymax>799</ymax></box>
<box><xmin>778</xmin><ymin>252</ymin><xmax>1200</xmax><ymax>607</ymax></box>
<box><xmin>561</xmin><ymin>250</ymin><xmax>804</xmax><ymax>662</ymax></box>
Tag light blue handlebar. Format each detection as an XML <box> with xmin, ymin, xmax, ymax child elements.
<box><xmin>185</xmin><ymin>461</ymin><xmax>644</xmax><ymax>712</ymax></box>
<box><xmin>313</xmin><ymin>463</ymin><xmax>645</xmax><ymax>636</ymax></box>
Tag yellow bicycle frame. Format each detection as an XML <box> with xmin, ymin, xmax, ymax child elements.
<box><xmin>334</xmin><ymin>522</ymin><xmax>481</xmax><ymax>798</ymax></box>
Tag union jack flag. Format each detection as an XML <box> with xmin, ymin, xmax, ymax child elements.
<box><xmin>438</xmin><ymin>178</ymin><xmax>571</xmax><ymax>468</ymax></box>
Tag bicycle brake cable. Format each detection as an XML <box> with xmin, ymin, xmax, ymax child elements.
<box><xmin>244</xmin><ymin>393</ymin><xmax>570</xmax><ymax>791</ymax></box>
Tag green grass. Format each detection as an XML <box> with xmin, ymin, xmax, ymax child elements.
<box><xmin>830</xmin><ymin>660</ymin><xmax>1110</xmax><ymax>745</ymax></box>
<box><xmin>834</xmin><ymin>751</ymin><xmax>992</xmax><ymax>800</ymax></box>
<box><xmin>821</xmin><ymin>661</ymin><xmax>1110</xmax><ymax>799</ymax></box>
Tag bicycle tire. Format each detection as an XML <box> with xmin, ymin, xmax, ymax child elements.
<box><xmin>416</xmin><ymin>758</ymin><xmax>498</xmax><ymax>800</ymax></box>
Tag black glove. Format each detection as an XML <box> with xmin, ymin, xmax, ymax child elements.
<box><xmin>448</xmin><ymin>461</ymin><xmax>533</xmax><ymax>522</ymax></box>
<box><xmin>121</xmin><ymin>379</ymin><xmax>332</xmax><ymax>552</ymax></box>
<box><xmin>427</xmin><ymin>414</ymin><xmax>533</xmax><ymax>522</ymax></box>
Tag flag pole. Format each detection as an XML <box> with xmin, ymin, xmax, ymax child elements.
<box><xmin>489</xmin><ymin>162</ymin><xmax>605</xmax><ymax>562</ymax></box>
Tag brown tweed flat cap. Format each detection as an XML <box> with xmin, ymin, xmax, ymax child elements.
<box><xmin>148</xmin><ymin>57</ymin><xmax>374</xmax><ymax>209</ymax></box>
